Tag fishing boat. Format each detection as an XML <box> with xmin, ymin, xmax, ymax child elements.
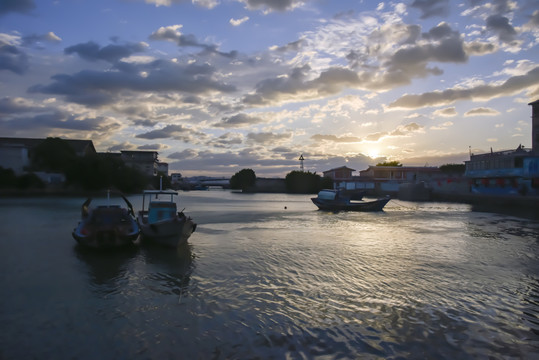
<box><xmin>72</xmin><ymin>191</ymin><xmax>139</xmax><ymax>249</ymax></box>
<box><xmin>311</xmin><ymin>189</ymin><xmax>390</xmax><ymax>211</ymax></box>
<box><xmin>137</xmin><ymin>189</ymin><xmax>196</xmax><ymax>247</ymax></box>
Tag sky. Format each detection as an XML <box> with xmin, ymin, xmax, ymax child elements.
<box><xmin>1</xmin><ymin>0</ymin><xmax>538</xmax><ymax>177</ymax></box>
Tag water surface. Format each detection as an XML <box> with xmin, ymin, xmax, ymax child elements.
<box><xmin>1</xmin><ymin>192</ymin><xmax>538</xmax><ymax>359</ymax></box>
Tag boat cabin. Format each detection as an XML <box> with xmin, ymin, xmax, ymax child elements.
<box><xmin>317</xmin><ymin>189</ymin><xmax>340</xmax><ymax>200</ymax></box>
<box><xmin>148</xmin><ymin>201</ymin><xmax>177</xmax><ymax>224</ymax></box>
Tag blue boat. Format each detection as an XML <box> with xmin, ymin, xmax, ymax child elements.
<box><xmin>137</xmin><ymin>189</ymin><xmax>196</xmax><ymax>247</ymax></box>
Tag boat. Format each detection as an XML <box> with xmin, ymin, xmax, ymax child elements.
<box><xmin>311</xmin><ymin>189</ymin><xmax>390</xmax><ymax>211</ymax></box>
<box><xmin>72</xmin><ymin>191</ymin><xmax>139</xmax><ymax>249</ymax></box>
<box><xmin>137</xmin><ymin>189</ymin><xmax>196</xmax><ymax>247</ymax></box>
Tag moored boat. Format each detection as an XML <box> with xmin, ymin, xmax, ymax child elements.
<box><xmin>137</xmin><ymin>189</ymin><xmax>196</xmax><ymax>247</ymax></box>
<box><xmin>311</xmin><ymin>189</ymin><xmax>390</xmax><ymax>211</ymax></box>
<box><xmin>72</xmin><ymin>192</ymin><xmax>139</xmax><ymax>249</ymax></box>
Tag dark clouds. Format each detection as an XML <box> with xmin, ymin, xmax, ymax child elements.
<box><xmin>410</xmin><ymin>0</ymin><xmax>450</xmax><ymax>19</ymax></box>
<box><xmin>0</xmin><ymin>41</ymin><xmax>29</xmax><ymax>75</ymax></box>
<box><xmin>0</xmin><ymin>0</ymin><xmax>35</xmax><ymax>16</ymax></box>
<box><xmin>389</xmin><ymin>66</ymin><xmax>539</xmax><ymax>109</ymax></box>
<box><xmin>242</xmin><ymin>0</ymin><xmax>303</xmax><ymax>12</ymax></box>
<box><xmin>486</xmin><ymin>15</ymin><xmax>518</xmax><ymax>43</ymax></box>
<box><xmin>150</xmin><ymin>25</ymin><xmax>237</xmax><ymax>58</ymax></box>
<box><xmin>29</xmin><ymin>60</ymin><xmax>236</xmax><ymax>107</ymax></box>
<box><xmin>136</xmin><ymin>124</ymin><xmax>207</xmax><ymax>142</ymax></box>
<box><xmin>65</xmin><ymin>41</ymin><xmax>147</xmax><ymax>63</ymax></box>
<box><xmin>214</xmin><ymin>113</ymin><xmax>266</xmax><ymax>128</ymax></box>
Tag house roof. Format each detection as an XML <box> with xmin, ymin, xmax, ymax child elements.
<box><xmin>323</xmin><ymin>166</ymin><xmax>356</xmax><ymax>173</ymax></box>
<box><xmin>363</xmin><ymin>165</ymin><xmax>440</xmax><ymax>172</ymax></box>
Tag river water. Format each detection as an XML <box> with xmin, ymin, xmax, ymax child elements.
<box><xmin>0</xmin><ymin>191</ymin><xmax>538</xmax><ymax>359</ymax></box>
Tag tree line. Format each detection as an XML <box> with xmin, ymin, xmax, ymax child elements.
<box><xmin>229</xmin><ymin>168</ymin><xmax>333</xmax><ymax>194</ymax></box>
<box><xmin>0</xmin><ymin>137</ymin><xmax>152</xmax><ymax>193</ymax></box>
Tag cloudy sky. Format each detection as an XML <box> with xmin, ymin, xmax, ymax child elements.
<box><xmin>1</xmin><ymin>0</ymin><xmax>538</xmax><ymax>177</ymax></box>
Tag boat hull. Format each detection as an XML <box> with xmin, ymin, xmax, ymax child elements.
<box><xmin>311</xmin><ymin>197</ymin><xmax>390</xmax><ymax>211</ymax></box>
<box><xmin>138</xmin><ymin>213</ymin><xmax>196</xmax><ymax>247</ymax></box>
<box><xmin>72</xmin><ymin>217</ymin><xmax>139</xmax><ymax>249</ymax></box>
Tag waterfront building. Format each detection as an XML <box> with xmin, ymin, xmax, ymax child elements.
<box><xmin>464</xmin><ymin>100</ymin><xmax>539</xmax><ymax>196</ymax></box>
<box><xmin>157</xmin><ymin>162</ymin><xmax>169</xmax><ymax>176</ymax></box>
<box><xmin>0</xmin><ymin>137</ymin><xmax>96</xmax><ymax>175</ymax></box>
<box><xmin>322</xmin><ymin>164</ymin><xmax>441</xmax><ymax>194</ymax></box>
<box><xmin>322</xmin><ymin>166</ymin><xmax>356</xmax><ymax>181</ymax></box>
<box><xmin>171</xmin><ymin>173</ymin><xmax>183</xmax><ymax>185</ymax></box>
<box><xmin>120</xmin><ymin>150</ymin><xmax>159</xmax><ymax>177</ymax></box>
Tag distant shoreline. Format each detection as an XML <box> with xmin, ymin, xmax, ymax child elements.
<box><xmin>2</xmin><ymin>187</ymin><xmax>537</xmax><ymax>208</ymax></box>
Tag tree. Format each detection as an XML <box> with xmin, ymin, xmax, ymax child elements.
<box><xmin>376</xmin><ymin>160</ymin><xmax>402</xmax><ymax>167</ymax></box>
<box><xmin>65</xmin><ymin>154</ymin><xmax>148</xmax><ymax>193</ymax></box>
<box><xmin>31</xmin><ymin>137</ymin><xmax>76</xmax><ymax>172</ymax></box>
<box><xmin>230</xmin><ymin>169</ymin><xmax>256</xmax><ymax>190</ymax></box>
<box><xmin>285</xmin><ymin>170</ymin><xmax>323</xmax><ymax>194</ymax></box>
<box><xmin>0</xmin><ymin>167</ymin><xmax>17</xmax><ymax>188</ymax></box>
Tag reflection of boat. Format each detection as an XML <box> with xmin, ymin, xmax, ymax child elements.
<box><xmin>72</xmin><ymin>191</ymin><xmax>139</xmax><ymax>249</ymax></box>
<box><xmin>311</xmin><ymin>189</ymin><xmax>390</xmax><ymax>211</ymax></box>
<box><xmin>137</xmin><ymin>190</ymin><xmax>196</xmax><ymax>247</ymax></box>
<box><xmin>74</xmin><ymin>245</ymin><xmax>138</xmax><ymax>286</ymax></box>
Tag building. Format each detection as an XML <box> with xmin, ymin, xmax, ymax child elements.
<box><xmin>322</xmin><ymin>166</ymin><xmax>356</xmax><ymax>181</ymax></box>
<box><xmin>358</xmin><ymin>165</ymin><xmax>440</xmax><ymax>193</ymax></box>
<box><xmin>171</xmin><ymin>173</ymin><xmax>183</xmax><ymax>185</ymax></box>
<box><xmin>157</xmin><ymin>162</ymin><xmax>169</xmax><ymax>177</ymax></box>
<box><xmin>322</xmin><ymin>164</ymin><xmax>441</xmax><ymax>193</ymax></box>
<box><xmin>0</xmin><ymin>137</ymin><xmax>96</xmax><ymax>175</ymax></box>
<box><xmin>120</xmin><ymin>150</ymin><xmax>159</xmax><ymax>177</ymax></box>
<box><xmin>464</xmin><ymin>100</ymin><xmax>539</xmax><ymax>196</ymax></box>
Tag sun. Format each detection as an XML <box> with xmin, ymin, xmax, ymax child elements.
<box><xmin>367</xmin><ymin>149</ymin><xmax>380</xmax><ymax>159</ymax></box>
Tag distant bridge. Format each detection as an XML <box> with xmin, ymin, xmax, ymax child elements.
<box><xmin>198</xmin><ymin>178</ymin><xmax>230</xmax><ymax>187</ymax></box>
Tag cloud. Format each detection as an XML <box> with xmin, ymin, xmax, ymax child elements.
<box><xmin>464</xmin><ymin>41</ymin><xmax>497</xmax><ymax>56</ymax></box>
<box><xmin>230</xmin><ymin>16</ymin><xmax>249</xmax><ymax>26</ymax></box>
<box><xmin>0</xmin><ymin>97</ymin><xmax>42</xmax><ymax>114</ymax></box>
<box><xmin>433</xmin><ymin>107</ymin><xmax>457</xmax><ymax>117</ymax></box>
<box><xmin>389</xmin><ymin>23</ymin><xmax>467</xmax><ymax>70</ymax></box>
<box><xmin>486</xmin><ymin>14</ymin><xmax>517</xmax><ymax>43</ymax></box>
<box><xmin>389</xmin><ymin>122</ymin><xmax>424</xmax><ymax>136</ymax></box>
<box><xmin>138</xmin><ymin>143</ymin><xmax>169</xmax><ymax>150</ymax></box>
<box><xmin>410</xmin><ymin>0</ymin><xmax>449</xmax><ymax>19</ymax></box>
<box><xmin>524</xmin><ymin>10</ymin><xmax>539</xmax><ymax>30</ymax></box>
<box><xmin>141</xmin><ymin>0</ymin><xmax>217</xmax><ymax>9</ymax></box>
<box><xmin>29</xmin><ymin>59</ymin><xmax>236</xmax><ymax>107</ymax></box>
<box><xmin>388</xmin><ymin>66</ymin><xmax>539</xmax><ymax>109</ymax></box>
<box><xmin>22</xmin><ymin>32</ymin><xmax>62</xmax><ymax>47</ymax></box>
<box><xmin>464</xmin><ymin>107</ymin><xmax>501</xmax><ymax>116</ymax></box>
<box><xmin>0</xmin><ymin>41</ymin><xmax>29</xmax><ymax>75</ymax></box>
<box><xmin>64</xmin><ymin>41</ymin><xmax>147</xmax><ymax>63</ymax></box>
<box><xmin>135</xmin><ymin>124</ymin><xmax>207</xmax><ymax>142</ymax></box>
<box><xmin>149</xmin><ymin>25</ymin><xmax>237</xmax><ymax>58</ymax></box>
<box><xmin>207</xmin><ymin>132</ymin><xmax>244</xmax><ymax>148</ymax></box>
<box><xmin>0</xmin><ymin>109</ymin><xmax>122</xmax><ymax>136</ymax></box>
<box><xmin>310</xmin><ymin>134</ymin><xmax>362</xmax><ymax>143</ymax></box>
<box><xmin>430</xmin><ymin>121</ymin><xmax>453</xmax><ymax>130</ymax></box>
<box><xmin>243</xmin><ymin>65</ymin><xmax>362</xmax><ymax>106</ymax></box>
<box><xmin>246</xmin><ymin>131</ymin><xmax>292</xmax><ymax>144</ymax></box>
<box><xmin>241</xmin><ymin>0</ymin><xmax>304</xmax><ymax>12</ymax></box>
<box><xmin>0</xmin><ymin>0</ymin><xmax>35</xmax><ymax>16</ymax></box>
<box><xmin>214</xmin><ymin>113</ymin><xmax>265</xmax><ymax>128</ymax></box>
